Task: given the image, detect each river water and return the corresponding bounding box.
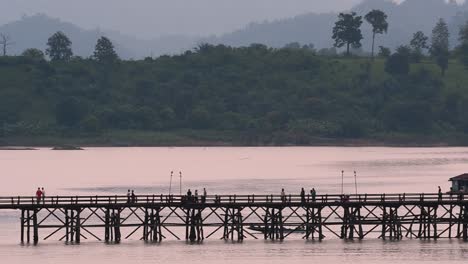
[1,147,468,263]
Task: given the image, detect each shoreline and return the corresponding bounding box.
[2,130,468,148]
[1,138,467,149]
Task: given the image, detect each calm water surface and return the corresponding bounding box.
[1,147,468,263]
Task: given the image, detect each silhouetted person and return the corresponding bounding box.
[202,188,207,203]
[35,188,42,204]
[41,187,46,204]
[311,188,316,202]
[281,188,286,203]
[127,189,131,203]
[438,186,442,201]
[131,190,136,203]
[194,190,199,202]
[187,189,192,202]
[300,188,305,203]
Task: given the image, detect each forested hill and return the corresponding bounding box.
[1,44,468,146]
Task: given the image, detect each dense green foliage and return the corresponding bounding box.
[1,43,468,145]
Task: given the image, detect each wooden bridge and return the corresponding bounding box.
[1,193,468,244]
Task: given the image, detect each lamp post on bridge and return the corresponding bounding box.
[354,171,358,195]
[341,170,344,195]
[179,171,182,195]
[169,171,173,195]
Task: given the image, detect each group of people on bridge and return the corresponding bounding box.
[127,190,137,203]
[35,187,46,204]
[185,188,207,203]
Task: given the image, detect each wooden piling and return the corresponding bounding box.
[70,209,74,242]
[104,208,110,242]
[20,209,24,243]
[65,209,69,242]
[76,209,81,243]
[26,210,30,243]
[33,209,38,244]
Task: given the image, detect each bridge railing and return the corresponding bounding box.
[0,193,466,206]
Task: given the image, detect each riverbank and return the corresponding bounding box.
[1,130,468,148]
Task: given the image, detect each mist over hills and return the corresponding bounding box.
[1,0,468,58]
[0,14,198,59]
[207,0,468,51]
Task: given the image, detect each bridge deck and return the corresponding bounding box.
[0,193,467,244]
[0,193,466,209]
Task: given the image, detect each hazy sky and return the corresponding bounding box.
[0,0,463,38]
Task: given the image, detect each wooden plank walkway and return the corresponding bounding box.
[0,193,467,244]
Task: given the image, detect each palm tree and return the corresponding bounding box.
[365,10,389,59]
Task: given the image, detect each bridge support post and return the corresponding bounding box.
[27,210,31,243]
[222,207,243,241]
[104,209,110,242]
[418,206,437,239]
[113,211,121,243]
[104,208,120,243]
[76,210,81,243]
[185,208,203,242]
[381,206,402,240]
[20,209,39,244]
[33,209,38,244]
[20,209,25,243]
[64,208,82,243]
[305,207,324,240]
[458,204,468,241]
[70,209,75,242]
[264,207,284,240]
[143,207,162,242]
[341,206,363,240]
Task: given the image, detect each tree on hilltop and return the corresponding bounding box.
[365,9,388,59]
[430,19,450,76]
[22,48,45,60]
[332,12,363,56]
[93,36,119,63]
[0,33,14,56]
[46,31,73,61]
[458,21,468,69]
[410,31,429,62]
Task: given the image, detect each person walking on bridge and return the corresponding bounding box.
[438,186,442,201]
[41,187,46,204]
[202,188,207,203]
[281,188,286,203]
[35,188,42,204]
[187,189,192,202]
[311,188,316,202]
[300,188,305,203]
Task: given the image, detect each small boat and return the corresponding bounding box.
[247,224,306,234]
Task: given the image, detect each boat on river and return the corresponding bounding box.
[247,224,306,234]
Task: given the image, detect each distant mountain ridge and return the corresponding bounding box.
[0,14,133,58]
[1,0,468,58]
[0,14,198,59]
[205,0,468,51]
